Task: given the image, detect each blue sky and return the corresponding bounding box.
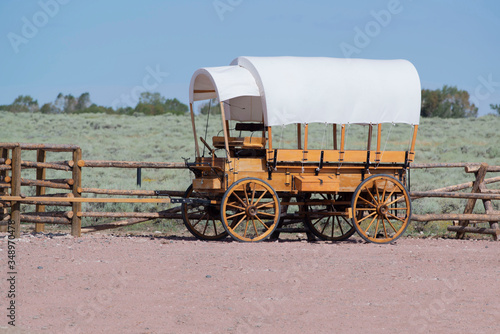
[1,0,499,115]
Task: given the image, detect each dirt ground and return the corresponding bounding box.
[1,232,499,334]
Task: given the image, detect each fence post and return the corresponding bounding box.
[0,148,8,233]
[11,145,21,238]
[137,168,142,187]
[457,163,488,239]
[479,183,499,241]
[71,148,82,237]
[35,149,46,233]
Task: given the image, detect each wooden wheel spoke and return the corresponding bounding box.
[375,181,381,202]
[202,219,209,235]
[383,187,398,205]
[340,216,353,227]
[320,218,329,234]
[232,215,247,230]
[254,189,268,206]
[381,179,388,200]
[192,212,208,228]
[212,218,218,235]
[252,218,259,236]
[244,185,250,206]
[385,217,399,233]
[358,196,377,208]
[251,183,256,204]
[243,219,250,237]
[255,215,271,231]
[227,210,247,220]
[364,215,377,234]
[382,218,388,238]
[256,201,275,210]
[312,217,322,227]
[330,218,337,238]
[256,211,275,218]
[373,218,381,239]
[356,210,377,224]
[337,218,344,236]
[365,186,378,204]
[226,202,246,211]
[387,212,406,223]
[233,192,247,207]
[386,195,405,207]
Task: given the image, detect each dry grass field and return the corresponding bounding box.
[1,110,499,236]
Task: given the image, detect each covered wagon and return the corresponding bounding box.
[184,56,421,243]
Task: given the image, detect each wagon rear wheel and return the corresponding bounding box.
[351,175,411,244]
[221,178,280,242]
[303,193,356,241]
[181,185,228,240]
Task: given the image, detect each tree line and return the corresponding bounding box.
[0,92,188,116]
[1,86,499,117]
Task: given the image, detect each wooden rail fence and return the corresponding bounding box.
[0,143,81,237]
[1,142,499,240]
[410,162,500,240]
[0,143,187,238]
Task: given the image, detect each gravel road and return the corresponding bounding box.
[1,233,499,333]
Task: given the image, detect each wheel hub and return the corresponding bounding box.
[377,204,389,216]
[246,205,258,217]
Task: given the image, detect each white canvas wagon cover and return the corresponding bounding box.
[189,56,421,126]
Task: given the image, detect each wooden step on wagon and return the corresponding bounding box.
[183,56,421,243]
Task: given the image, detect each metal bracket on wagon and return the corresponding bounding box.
[170,197,214,205]
[152,191,215,205]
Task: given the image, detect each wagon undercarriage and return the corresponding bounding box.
[180,173,412,244]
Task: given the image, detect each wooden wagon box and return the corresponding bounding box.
[294,175,339,192]
[193,178,221,190]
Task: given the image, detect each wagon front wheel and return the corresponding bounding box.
[351,175,411,244]
[221,178,280,242]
